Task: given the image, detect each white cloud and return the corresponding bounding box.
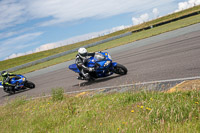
[5,53,25,60]
[175,0,200,12]
[0,32,42,60]
[152,8,159,18]
[132,13,149,25]
[0,27,35,40]
[0,0,27,30]
[140,14,149,22]
[5,49,35,60]
[1,32,43,46]
[29,0,172,27]
[34,43,59,53]
[0,31,16,40]
[132,0,200,25]
[0,0,176,29]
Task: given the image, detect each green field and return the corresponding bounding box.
[0,89,199,132]
[0,5,200,72]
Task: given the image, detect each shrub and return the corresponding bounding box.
[52,88,64,101]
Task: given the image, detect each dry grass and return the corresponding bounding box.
[167,79,200,93]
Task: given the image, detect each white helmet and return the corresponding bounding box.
[78,47,87,58]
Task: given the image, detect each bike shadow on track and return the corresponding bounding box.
[73,75,124,87]
[1,88,33,97]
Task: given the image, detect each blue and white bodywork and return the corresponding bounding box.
[69,52,127,80]
[1,74,35,94]
[0,81,3,88]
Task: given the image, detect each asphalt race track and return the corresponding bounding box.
[1,23,200,104]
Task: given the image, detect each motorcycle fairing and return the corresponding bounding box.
[10,75,26,88]
[112,62,117,67]
[69,52,118,78]
[69,64,80,73]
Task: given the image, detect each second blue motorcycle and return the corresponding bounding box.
[0,74,35,94]
[69,52,127,81]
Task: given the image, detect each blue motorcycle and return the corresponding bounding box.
[69,52,127,81]
[0,75,35,94]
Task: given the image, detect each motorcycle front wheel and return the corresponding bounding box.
[113,64,128,75]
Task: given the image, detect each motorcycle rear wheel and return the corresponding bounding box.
[4,86,15,94]
[25,81,35,89]
[114,64,128,75]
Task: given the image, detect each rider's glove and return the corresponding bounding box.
[88,67,94,72]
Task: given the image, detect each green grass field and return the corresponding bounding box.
[0,89,199,132]
[0,5,200,72]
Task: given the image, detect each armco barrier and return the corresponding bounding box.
[132,10,200,33]
[1,32,132,73]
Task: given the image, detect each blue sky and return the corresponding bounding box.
[0,0,199,61]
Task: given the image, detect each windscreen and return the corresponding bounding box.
[94,53,105,61]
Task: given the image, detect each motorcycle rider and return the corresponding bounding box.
[1,71,18,89]
[76,47,95,80]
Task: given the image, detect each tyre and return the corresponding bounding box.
[4,86,15,94]
[25,81,35,89]
[8,90,15,95]
[114,64,128,75]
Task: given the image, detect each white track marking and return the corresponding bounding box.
[28,76,200,100]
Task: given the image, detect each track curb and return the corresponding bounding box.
[27,76,200,100]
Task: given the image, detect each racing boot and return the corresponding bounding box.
[77,73,84,80]
[14,82,20,90]
[84,73,90,80]
[77,76,84,80]
[84,73,95,81]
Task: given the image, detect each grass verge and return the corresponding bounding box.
[14,13,200,74]
[0,89,199,132]
[0,5,200,71]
